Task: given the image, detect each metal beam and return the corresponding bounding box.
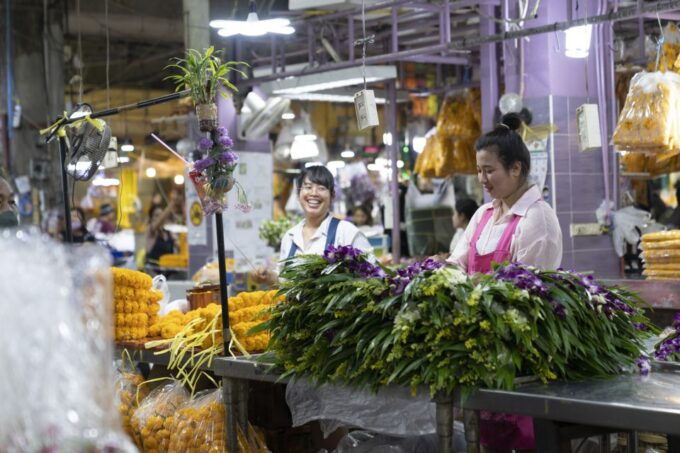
[450,0,680,49]
[398,54,470,65]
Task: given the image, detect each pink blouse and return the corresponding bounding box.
[447,185,563,271]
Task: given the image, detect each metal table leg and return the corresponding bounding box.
[534,418,570,453]
[463,409,480,453]
[223,377,240,453]
[668,434,680,453]
[627,432,638,453]
[237,379,249,434]
[435,399,454,453]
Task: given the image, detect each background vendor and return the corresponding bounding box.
[448,112,562,453]
[252,165,372,284]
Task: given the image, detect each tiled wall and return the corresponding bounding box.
[524,96,620,277]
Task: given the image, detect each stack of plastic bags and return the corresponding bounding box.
[641,230,680,280]
[0,230,135,451]
[613,71,680,162]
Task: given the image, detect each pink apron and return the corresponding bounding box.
[467,207,535,451]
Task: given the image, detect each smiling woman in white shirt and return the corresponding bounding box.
[252,165,372,284]
[447,112,562,453]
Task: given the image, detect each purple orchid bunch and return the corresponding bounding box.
[653,312,680,362]
[635,355,652,376]
[551,269,635,318]
[494,263,566,318]
[190,126,250,215]
[390,258,444,296]
[323,245,386,278]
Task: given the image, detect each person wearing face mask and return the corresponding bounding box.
[447,113,562,453]
[0,177,18,229]
[252,165,372,284]
[61,207,95,243]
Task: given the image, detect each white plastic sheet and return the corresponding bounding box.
[0,229,135,452]
[286,378,437,438]
[333,429,467,453]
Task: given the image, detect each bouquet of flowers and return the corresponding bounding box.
[258,248,657,396]
[258,215,302,252]
[189,126,249,216]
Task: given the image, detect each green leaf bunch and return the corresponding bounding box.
[165,46,249,105]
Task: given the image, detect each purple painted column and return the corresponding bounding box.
[387,81,401,262]
[479,4,498,132]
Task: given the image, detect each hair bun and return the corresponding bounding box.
[500,112,522,131]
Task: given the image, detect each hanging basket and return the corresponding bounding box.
[196,102,218,132]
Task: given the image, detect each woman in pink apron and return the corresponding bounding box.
[448,113,563,452]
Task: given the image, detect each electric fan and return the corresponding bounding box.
[65,118,112,181]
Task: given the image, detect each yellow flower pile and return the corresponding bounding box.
[115,367,150,443]
[641,230,680,280]
[130,380,189,453]
[112,268,162,341]
[148,290,282,353]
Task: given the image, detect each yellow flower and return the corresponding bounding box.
[479,320,491,331]
[464,338,476,349]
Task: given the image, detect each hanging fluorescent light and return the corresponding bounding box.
[210,0,295,37]
[92,177,120,187]
[305,161,323,168]
[295,133,317,141]
[412,136,427,153]
[367,163,379,172]
[383,133,393,146]
[282,110,295,120]
[261,66,397,95]
[117,156,130,164]
[174,174,185,185]
[120,139,135,152]
[291,140,319,160]
[565,24,593,58]
[145,167,157,178]
[341,150,355,159]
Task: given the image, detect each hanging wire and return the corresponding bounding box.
[105,0,111,108]
[361,0,367,91]
[76,0,84,104]
[655,12,666,71]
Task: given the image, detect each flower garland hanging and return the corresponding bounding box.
[188,126,250,215]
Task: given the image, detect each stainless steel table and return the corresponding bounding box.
[213,356,680,453]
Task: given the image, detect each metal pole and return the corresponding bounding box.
[436,400,454,453]
[215,211,231,352]
[463,409,480,453]
[222,377,239,453]
[348,15,355,61]
[388,81,400,263]
[58,136,73,243]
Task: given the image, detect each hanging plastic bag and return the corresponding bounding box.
[168,388,270,453]
[152,274,170,312]
[131,380,189,451]
[613,71,680,153]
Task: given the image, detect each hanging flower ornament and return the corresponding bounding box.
[188,126,250,215]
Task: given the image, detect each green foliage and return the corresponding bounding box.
[165,46,249,105]
[259,254,657,397]
[259,215,302,251]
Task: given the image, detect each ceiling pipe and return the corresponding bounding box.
[65,11,182,43]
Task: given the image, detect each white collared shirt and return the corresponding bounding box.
[279,215,373,268]
[447,185,562,271]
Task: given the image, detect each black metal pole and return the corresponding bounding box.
[58,136,72,243]
[215,212,231,349]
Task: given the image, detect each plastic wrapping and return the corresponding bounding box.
[115,362,150,444]
[0,229,135,451]
[334,429,466,453]
[286,379,437,438]
[610,206,653,257]
[641,239,680,250]
[613,71,680,153]
[130,380,189,452]
[168,389,227,453]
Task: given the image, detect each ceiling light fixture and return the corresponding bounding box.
[383,133,393,147]
[210,0,295,38]
[261,66,397,96]
[282,110,295,120]
[341,150,355,159]
[117,156,130,164]
[120,139,135,152]
[174,174,185,185]
[412,136,427,153]
[145,167,157,178]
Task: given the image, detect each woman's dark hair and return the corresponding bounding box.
[455,198,479,223]
[148,203,163,221]
[71,207,87,231]
[353,204,373,226]
[297,165,335,196]
[475,112,531,180]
